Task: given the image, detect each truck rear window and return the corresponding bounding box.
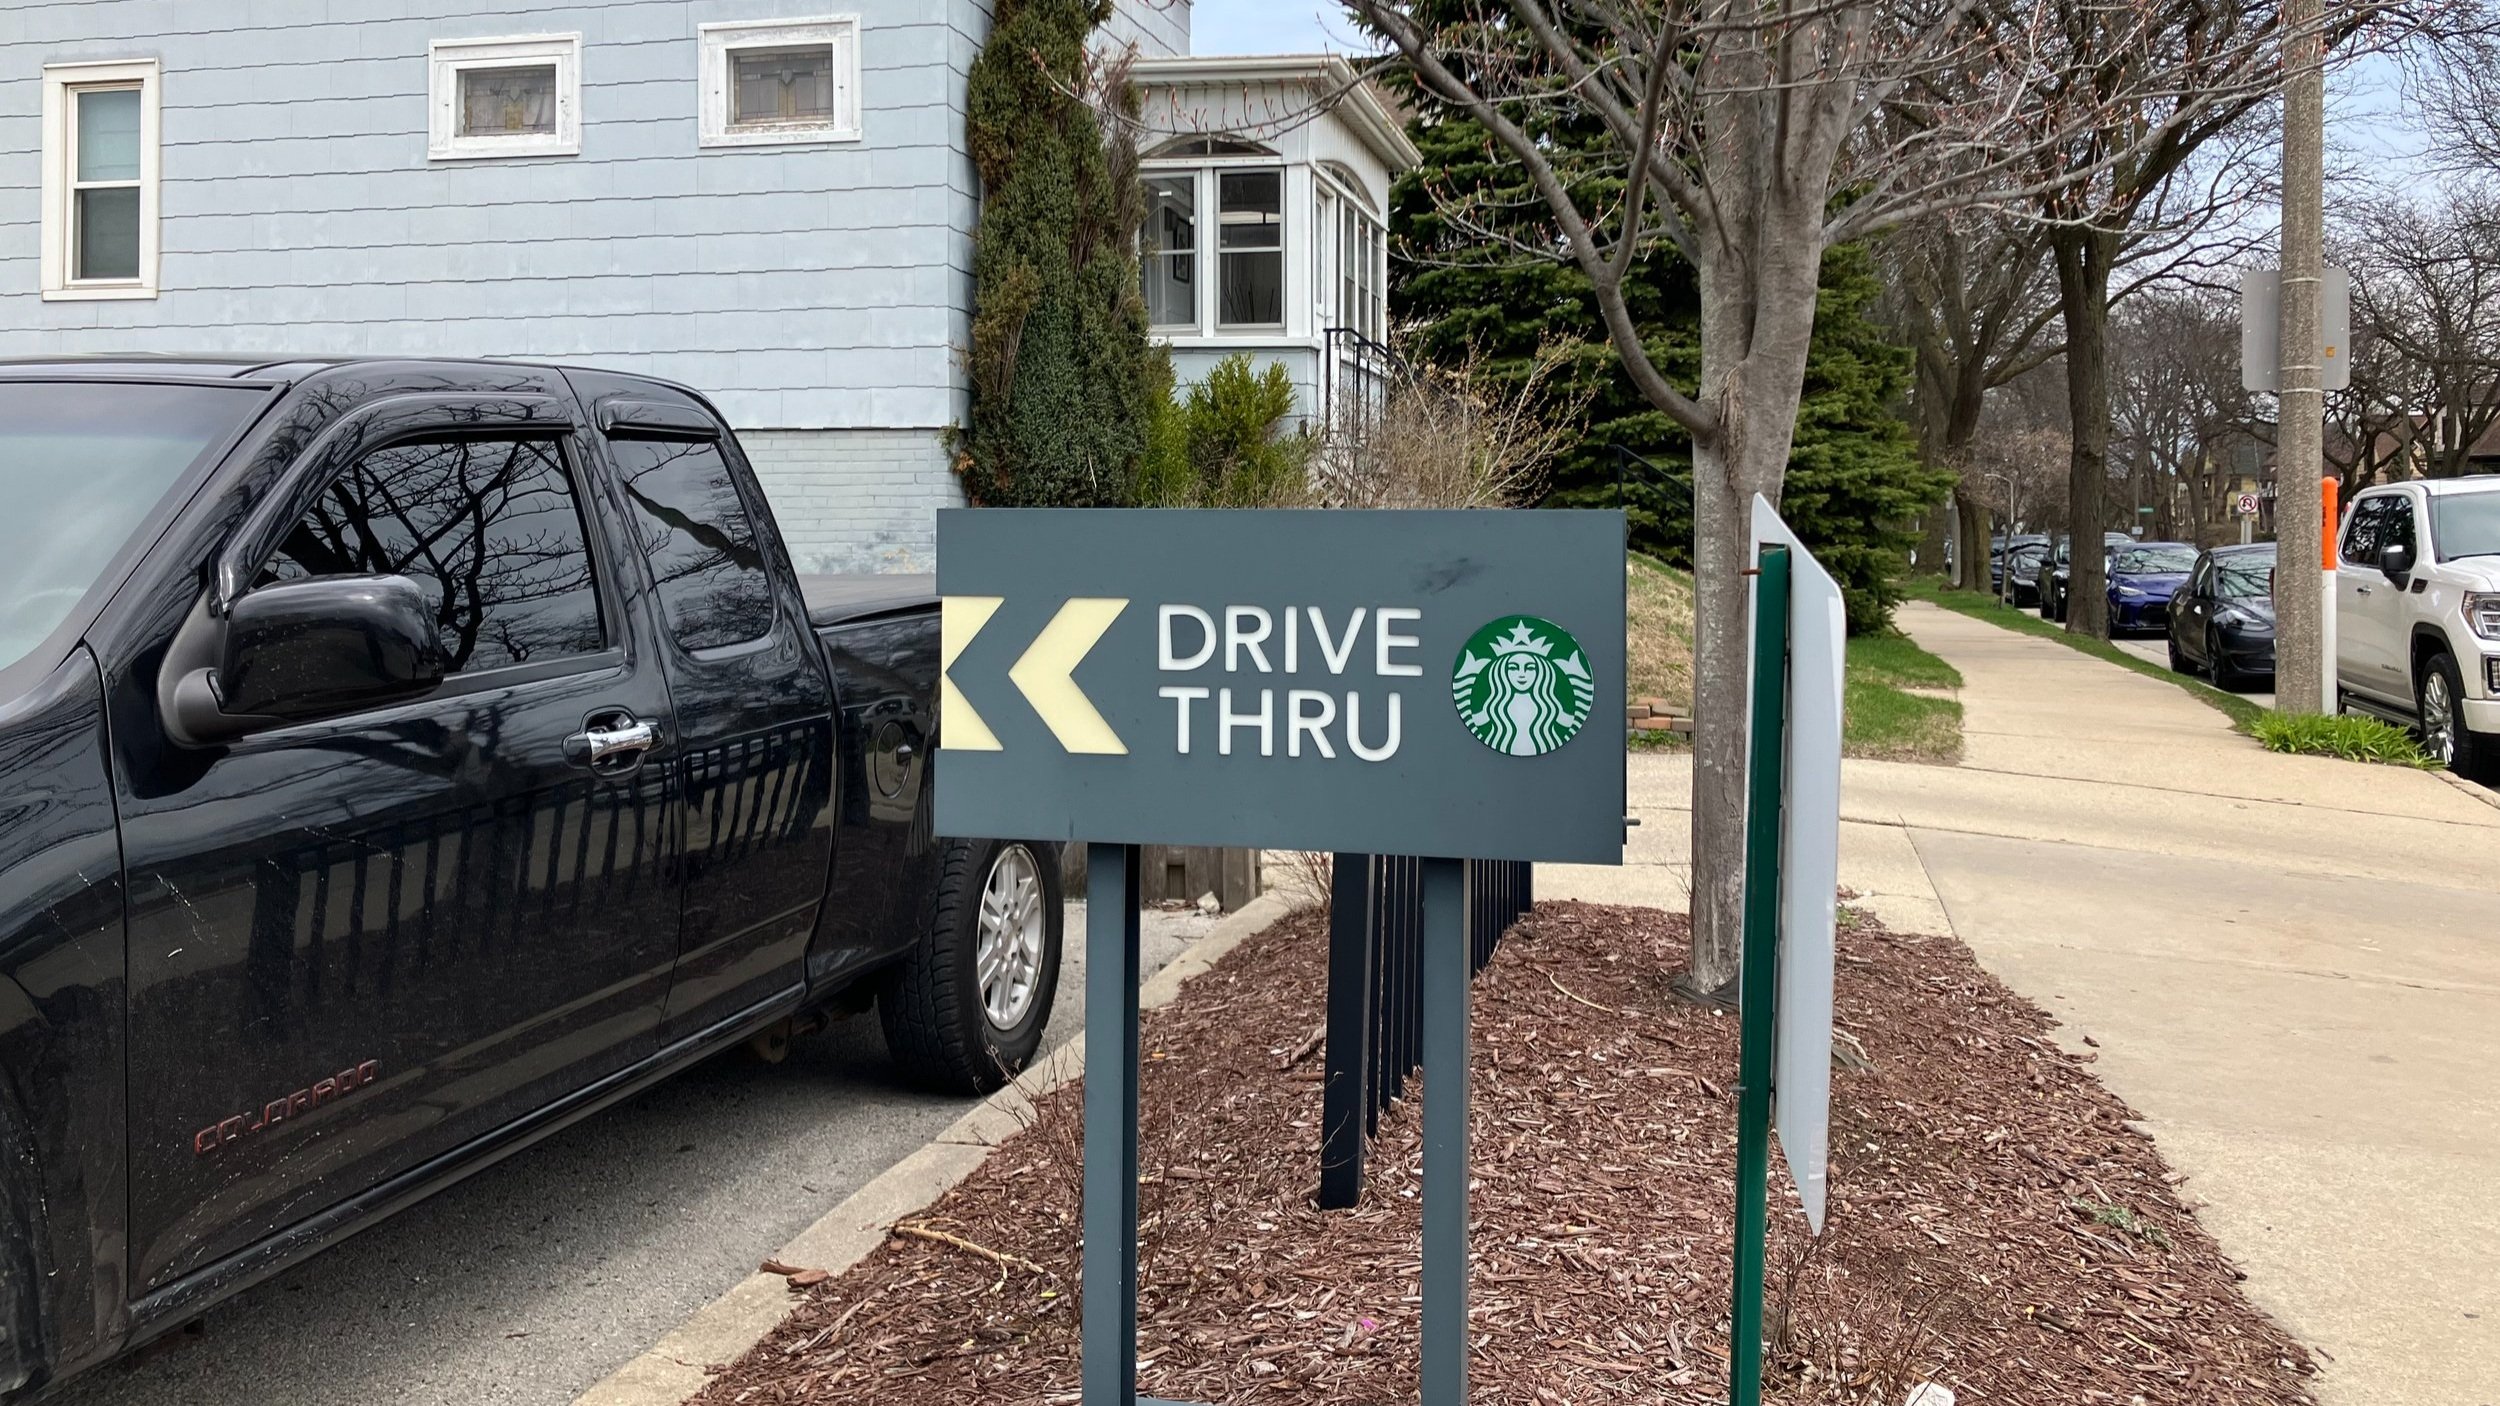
[1,381,263,675]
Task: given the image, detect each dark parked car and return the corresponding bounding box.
[2003,541,2051,607]
[0,357,1060,1400]
[2038,532,2141,622]
[1990,533,2048,593]
[2106,541,2199,633]
[2167,542,2277,690]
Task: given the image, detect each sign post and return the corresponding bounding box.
[1729,498,1846,1406]
[936,508,1627,1406]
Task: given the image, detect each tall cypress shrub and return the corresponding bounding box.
[959,0,1161,506]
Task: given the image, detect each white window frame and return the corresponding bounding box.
[699,16,863,148]
[1143,170,1202,333]
[428,34,582,162]
[40,59,161,302]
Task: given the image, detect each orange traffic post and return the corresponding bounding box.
[2320,477,2340,714]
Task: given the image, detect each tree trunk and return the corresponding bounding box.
[2053,230,2117,639]
[1956,493,1993,592]
[1683,228,1824,997]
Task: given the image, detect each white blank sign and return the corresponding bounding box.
[1749,494,1841,1235]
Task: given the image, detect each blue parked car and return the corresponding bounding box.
[2107,541,2200,633]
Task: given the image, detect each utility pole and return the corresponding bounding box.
[2274,0,2325,714]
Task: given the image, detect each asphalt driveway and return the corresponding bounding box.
[52,900,1215,1406]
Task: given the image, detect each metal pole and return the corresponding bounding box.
[1420,855,1471,1406]
[1319,852,1376,1211]
[1081,843,1141,1406]
[1730,545,1792,1406]
[2275,0,2326,714]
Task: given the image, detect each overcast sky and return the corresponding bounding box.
[1188,1,1376,55]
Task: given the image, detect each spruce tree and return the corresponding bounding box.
[1391,114,1947,632]
[959,0,1161,506]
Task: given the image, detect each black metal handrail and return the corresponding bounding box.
[1317,853,1531,1209]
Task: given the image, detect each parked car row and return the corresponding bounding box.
[2035,532,2151,623]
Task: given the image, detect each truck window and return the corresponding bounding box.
[610,437,775,652]
[1,381,264,676]
[2341,495,2392,568]
[257,436,607,675]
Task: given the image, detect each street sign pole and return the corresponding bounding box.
[1420,856,1471,1406]
[1081,843,1143,1406]
[1729,543,1791,1406]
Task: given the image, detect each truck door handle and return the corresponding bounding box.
[568,714,660,772]
[2353,584,2372,595]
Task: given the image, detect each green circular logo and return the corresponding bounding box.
[1452,615,1595,756]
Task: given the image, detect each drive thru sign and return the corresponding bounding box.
[935,507,1627,1406]
[934,508,1628,861]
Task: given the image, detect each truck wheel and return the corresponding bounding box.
[878,839,1063,1095]
[2419,652,2500,783]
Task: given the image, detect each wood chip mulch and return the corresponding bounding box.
[693,901,2315,1405]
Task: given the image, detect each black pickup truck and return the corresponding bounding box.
[0,357,1062,1399]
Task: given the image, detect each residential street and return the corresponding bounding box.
[50,902,1214,1406]
[1546,602,2500,1406]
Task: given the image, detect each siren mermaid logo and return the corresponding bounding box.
[1451,616,1595,756]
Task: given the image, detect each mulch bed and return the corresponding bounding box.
[694,901,2314,1405]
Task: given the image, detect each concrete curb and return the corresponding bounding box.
[572,890,1301,1406]
[2436,769,2500,812]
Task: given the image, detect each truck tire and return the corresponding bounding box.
[2420,652,2500,784]
[878,839,1063,1095]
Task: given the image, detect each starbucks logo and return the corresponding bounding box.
[1452,616,1595,756]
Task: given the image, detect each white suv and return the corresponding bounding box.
[2335,476,2500,779]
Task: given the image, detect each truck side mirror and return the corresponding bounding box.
[169,575,446,743]
[2380,540,2414,584]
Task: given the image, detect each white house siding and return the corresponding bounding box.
[0,0,1187,573]
[741,427,957,572]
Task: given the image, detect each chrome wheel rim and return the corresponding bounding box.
[2423,672,2458,767]
[975,845,1046,1031]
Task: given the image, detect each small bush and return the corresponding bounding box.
[2248,713,2437,768]
[1140,354,1314,507]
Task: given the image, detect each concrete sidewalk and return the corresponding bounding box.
[1547,601,2500,1406]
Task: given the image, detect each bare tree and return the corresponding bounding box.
[2342,186,2500,478]
[1341,0,2357,990]
[2110,287,2266,545]
[1881,216,2062,592]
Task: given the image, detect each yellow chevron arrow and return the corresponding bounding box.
[1009,597,1129,755]
[940,595,1003,752]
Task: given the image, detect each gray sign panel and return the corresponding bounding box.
[933,509,1627,864]
[2241,266,2350,393]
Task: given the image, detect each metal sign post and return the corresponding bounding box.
[936,508,1627,1406]
[1729,543,1790,1406]
[1730,499,1847,1406]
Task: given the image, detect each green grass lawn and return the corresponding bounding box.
[1843,634,1964,763]
[1901,577,2268,729]
[1622,559,1964,763]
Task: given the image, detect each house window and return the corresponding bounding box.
[40,60,160,300]
[701,17,862,147]
[1217,170,1283,328]
[1145,175,1198,329]
[429,35,582,160]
